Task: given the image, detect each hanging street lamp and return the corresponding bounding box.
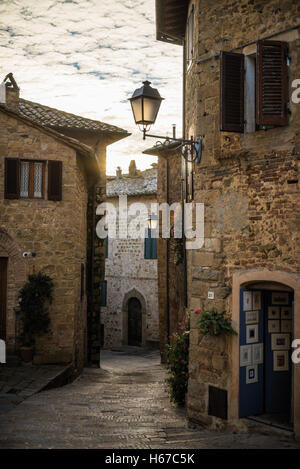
[129,80,202,163]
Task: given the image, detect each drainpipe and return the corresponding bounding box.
[182,39,188,308]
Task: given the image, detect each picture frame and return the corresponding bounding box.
[243,291,252,311]
[240,345,252,367]
[252,343,263,365]
[271,333,290,350]
[281,320,292,333]
[252,291,261,310]
[281,306,292,320]
[246,324,258,344]
[268,306,280,319]
[268,320,280,333]
[273,351,289,371]
[271,292,289,305]
[246,364,258,384]
[245,310,259,325]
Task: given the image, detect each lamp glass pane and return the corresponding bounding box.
[130,97,143,124]
[143,96,161,124]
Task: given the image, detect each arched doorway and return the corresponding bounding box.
[128,297,142,346]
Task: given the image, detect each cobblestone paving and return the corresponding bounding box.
[0,348,299,449]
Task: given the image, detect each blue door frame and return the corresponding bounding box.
[239,288,293,419]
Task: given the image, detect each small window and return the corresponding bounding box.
[187,6,194,68]
[105,230,109,258]
[144,228,157,260]
[100,280,107,307]
[20,160,44,198]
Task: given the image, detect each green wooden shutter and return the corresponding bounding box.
[5,158,20,199]
[48,160,62,201]
[257,40,288,126]
[220,51,245,132]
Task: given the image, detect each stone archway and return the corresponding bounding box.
[0,228,28,353]
[231,269,300,439]
[122,288,147,346]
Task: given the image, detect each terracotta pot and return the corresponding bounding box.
[19,346,34,362]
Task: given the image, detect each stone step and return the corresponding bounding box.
[3,355,21,367]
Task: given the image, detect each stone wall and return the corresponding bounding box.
[102,168,159,349]
[183,0,300,428]
[0,111,89,370]
[156,149,186,357]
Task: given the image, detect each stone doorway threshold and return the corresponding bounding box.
[246,413,293,433]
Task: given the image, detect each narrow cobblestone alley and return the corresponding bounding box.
[0,348,299,449]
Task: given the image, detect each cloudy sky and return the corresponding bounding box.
[0,0,183,175]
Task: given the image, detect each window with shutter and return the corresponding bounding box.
[48,160,62,201]
[144,228,157,259]
[5,158,20,199]
[19,160,44,199]
[100,280,107,307]
[257,40,288,127]
[220,51,245,132]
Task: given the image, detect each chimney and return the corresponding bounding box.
[2,73,20,112]
[129,160,137,177]
[116,166,122,179]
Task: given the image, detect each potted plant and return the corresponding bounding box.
[194,307,237,337]
[18,272,53,362]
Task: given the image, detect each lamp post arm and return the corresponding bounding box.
[143,129,195,144]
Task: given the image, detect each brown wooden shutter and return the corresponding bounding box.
[257,40,288,126]
[220,51,244,132]
[4,158,20,199]
[48,160,62,201]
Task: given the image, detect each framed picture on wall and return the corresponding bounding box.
[271,292,289,305]
[252,343,263,365]
[246,364,258,384]
[273,351,289,371]
[271,333,290,350]
[246,324,258,344]
[281,306,292,320]
[243,291,252,311]
[281,320,292,333]
[240,345,252,367]
[268,306,280,319]
[252,291,261,310]
[268,320,280,333]
[245,311,259,324]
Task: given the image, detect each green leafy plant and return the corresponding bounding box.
[19,272,53,347]
[165,315,190,405]
[194,307,237,337]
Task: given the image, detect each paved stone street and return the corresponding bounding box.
[0,348,299,449]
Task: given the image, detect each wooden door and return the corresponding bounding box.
[128,297,142,346]
[0,258,8,341]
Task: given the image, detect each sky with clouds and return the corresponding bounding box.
[0,0,183,175]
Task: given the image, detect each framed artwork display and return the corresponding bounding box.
[268,306,280,319]
[271,333,290,350]
[273,351,289,371]
[243,291,252,311]
[245,310,259,324]
[252,343,263,365]
[268,320,280,333]
[246,324,258,344]
[271,292,289,305]
[281,306,292,320]
[281,320,292,333]
[246,364,258,384]
[240,345,252,367]
[252,291,261,310]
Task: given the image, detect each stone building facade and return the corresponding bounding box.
[155,1,300,438]
[143,142,186,356]
[101,162,159,349]
[0,73,129,371]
